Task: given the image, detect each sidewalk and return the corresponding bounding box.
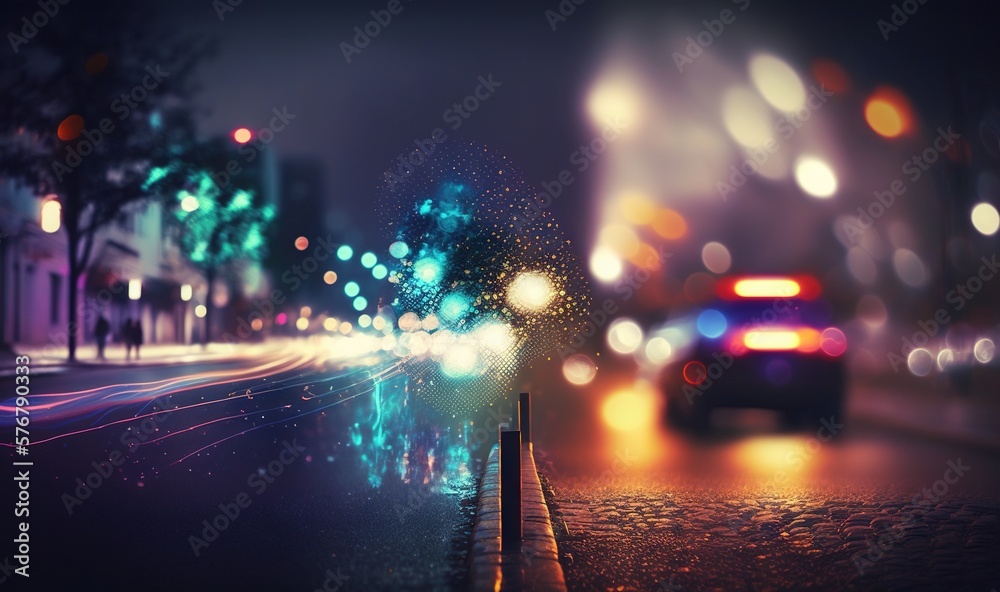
[849,374,1000,454]
[0,340,269,377]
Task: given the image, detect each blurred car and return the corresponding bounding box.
[663,275,846,431]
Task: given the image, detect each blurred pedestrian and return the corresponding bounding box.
[94,315,110,361]
[131,319,144,360]
[123,318,134,361]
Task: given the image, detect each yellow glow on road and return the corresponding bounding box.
[602,386,657,432]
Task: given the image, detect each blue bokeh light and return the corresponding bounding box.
[337,245,353,261]
[353,296,368,311]
[345,281,360,298]
[361,252,377,269]
[697,309,728,339]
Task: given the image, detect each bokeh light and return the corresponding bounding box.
[701,241,732,274]
[601,386,657,432]
[344,281,360,297]
[180,193,199,213]
[892,248,928,288]
[907,348,934,376]
[820,327,847,357]
[608,318,643,354]
[864,87,913,138]
[721,86,773,148]
[57,114,85,141]
[361,252,377,268]
[971,203,1000,235]
[389,241,409,259]
[619,191,657,225]
[372,264,388,279]
[233,128,252,144]
[358,314,372,328]
[794,157,838,198]
[857,295,887,329]
[295,317,309,331]
[587,71,642,128]
[696,309,727,339]
[294,236,309,251]
[590,246,623,282]
[507,272,554,312]
[40,200,61,233]
[644,337,673,364]
[562,354,597,385]
[323,271,338,285]
[975,338,996,363]
[651,208,687,239]
[749,53,806,112]
[353,296,368,311]
[336,245,353,261]
[195,305,207,318]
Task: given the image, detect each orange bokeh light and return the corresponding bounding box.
[233,127,252,143]
[864,87,913,138]
[85,53,108,75]
[57,115,85,141]
[651,208,686,239]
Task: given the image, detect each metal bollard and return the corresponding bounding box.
[500,428,522,546]
[519,392,531,445]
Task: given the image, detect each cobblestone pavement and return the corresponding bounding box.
[549,480,999,591]
[540,428,1000,592]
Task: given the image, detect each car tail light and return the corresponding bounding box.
[743,329,802,351]
[733,326,843,355]
[717,275,821,300]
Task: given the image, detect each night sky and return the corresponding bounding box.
[35,0,999,251]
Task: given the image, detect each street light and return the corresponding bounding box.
[180,284,193,301]
[40,197,61,233]
[233,127,252,144]
[128,279,142,300]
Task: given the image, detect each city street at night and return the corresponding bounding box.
[3,0,1000,590]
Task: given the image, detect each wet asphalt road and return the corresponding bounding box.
[537,422,1000,592]
[4,356,482,592]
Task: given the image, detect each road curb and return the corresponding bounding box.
[469,443,567,592]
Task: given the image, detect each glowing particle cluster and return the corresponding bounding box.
[378,142,591,412]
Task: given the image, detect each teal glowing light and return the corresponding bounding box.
[353,296,368,311]
[345,281,360,297]
[361,252,377,268]
[372,264,388,280]
[389,241,409,259]
[413,257,443,285]
[337,245,353,261]
[439,293,471,323]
